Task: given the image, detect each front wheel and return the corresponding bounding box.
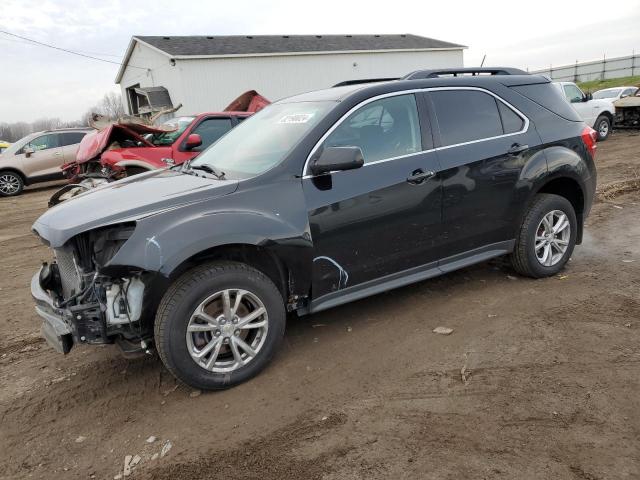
[0,171,24,197]
[594,115,611,141]
[154,261,286,390]
[510,193,577,278]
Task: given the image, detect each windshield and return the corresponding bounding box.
[191,101,334,179]
[149,116,195,146]
[593,88,622,99]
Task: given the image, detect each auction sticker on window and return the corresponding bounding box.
[278,113,315,124]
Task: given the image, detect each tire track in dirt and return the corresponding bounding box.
[141,412,350,480]
[0,335,44,356]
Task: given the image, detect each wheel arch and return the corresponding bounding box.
[598,110,614,122]
[169,243,290,302]
[530,175,586,244]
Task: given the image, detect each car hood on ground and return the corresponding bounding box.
[33,169,238,247]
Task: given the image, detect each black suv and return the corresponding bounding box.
[31,68,597,390]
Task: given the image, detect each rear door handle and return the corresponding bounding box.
[507,143,529,155]
[54,152,62,156]
[407,169,436,184]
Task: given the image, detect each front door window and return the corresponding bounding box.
[322,94,422,164]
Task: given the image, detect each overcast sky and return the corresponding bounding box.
[2,0,639,122]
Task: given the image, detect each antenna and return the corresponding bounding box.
[480,54,486,67]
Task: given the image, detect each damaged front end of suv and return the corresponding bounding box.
[30,167,244,358]
[32,221,160,356]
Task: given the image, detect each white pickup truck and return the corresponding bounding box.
[554,82,615,141]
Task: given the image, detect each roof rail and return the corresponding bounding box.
[332,78,398,87]
[402,67,529,80]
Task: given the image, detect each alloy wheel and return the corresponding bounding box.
[185,289,269,373]
[598,119,609,137]
[0,174,20,195]
[535,210,571,267]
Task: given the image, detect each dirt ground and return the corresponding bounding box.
[1,131,639,480]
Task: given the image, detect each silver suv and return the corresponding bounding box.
[0,128,90,196]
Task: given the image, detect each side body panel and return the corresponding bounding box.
[507,84,597,237]
[424,88,546,254]
[107,178,314,297]
[61,142,82,164]
[23,134,65,180]
[303,150,442,300]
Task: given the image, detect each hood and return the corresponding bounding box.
[33,169,238,247]
[224,90,271,113]
[75,123,173,164]
[589,98,615,110]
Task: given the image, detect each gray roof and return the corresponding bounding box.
[136,34,465,57]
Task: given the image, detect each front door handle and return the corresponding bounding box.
[54,152,62,156]
[507,143,529,155]
[407,169,436,184]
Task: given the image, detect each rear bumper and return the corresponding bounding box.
[31,270,73,354]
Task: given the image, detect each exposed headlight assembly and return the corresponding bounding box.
[90,222,136,268]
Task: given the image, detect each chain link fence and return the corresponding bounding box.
[531,53,640,82]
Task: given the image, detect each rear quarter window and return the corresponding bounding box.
[510,83,582,122]
[61,132,87,146]
[497,101,525,134]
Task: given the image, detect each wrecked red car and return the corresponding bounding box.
[50,91,269,205]
[66,112,251,179]
[65,91,269,180]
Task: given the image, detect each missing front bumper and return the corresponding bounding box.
[31,271,73,354]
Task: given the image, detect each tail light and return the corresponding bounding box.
[581,126,597,159]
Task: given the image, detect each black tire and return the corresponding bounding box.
[594,115,611,141]
[510,193,577,278]
[0,171,24,197]
[154,261,286,390]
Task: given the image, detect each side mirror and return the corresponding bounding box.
[185,133,202,150]
[621,93,629,98]
[583,92,593,102]
[23,146,34,157]
[310,146,364,176]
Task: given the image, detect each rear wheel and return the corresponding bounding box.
[510,194,577,278]
[154,261,286,390]
[0,171,24,197]
[594,115,611,141]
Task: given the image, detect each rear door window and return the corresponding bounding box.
[190,117,233,151]
[322,94,422,164]
[430,90,504,146]
[60,132,87,146]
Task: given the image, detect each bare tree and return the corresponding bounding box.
[98,92,125,120]
[0,92,125,142]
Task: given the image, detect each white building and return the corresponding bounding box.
[115,34,466,116]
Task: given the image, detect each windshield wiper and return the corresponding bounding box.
[190,164,226,179]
